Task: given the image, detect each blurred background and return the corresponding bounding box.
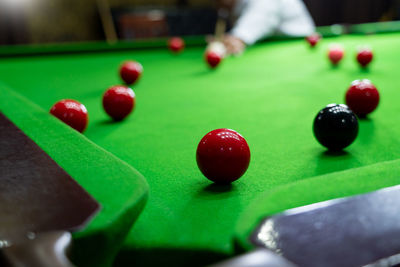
[1,0,400,46]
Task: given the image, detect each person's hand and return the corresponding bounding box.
[206,35,246,56]
[223,35,246,55]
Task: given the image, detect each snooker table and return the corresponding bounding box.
[2,21,400,266]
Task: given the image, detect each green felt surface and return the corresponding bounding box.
[0,85,148,266]
[1,32,400,265]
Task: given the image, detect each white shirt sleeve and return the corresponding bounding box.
[231,0,315,45]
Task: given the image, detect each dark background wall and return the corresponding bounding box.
[0,0,399,46]
[303,0,400,26]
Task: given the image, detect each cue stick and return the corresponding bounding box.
[215,8,229,41]
[96,0,118,44]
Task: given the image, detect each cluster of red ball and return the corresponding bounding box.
[168,36,224,69]
[305,33,380,152]
[50,61,142,133]
[48,35,382,185]
[327,46,373,68]
[305,33,374,68]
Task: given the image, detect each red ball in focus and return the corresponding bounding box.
[103,85,135,121]
[168,37,185,53]
[328,46,344,65]
[205,51,222,69]
[356,49,373,68]
[50,99,88,133]
[119,61,143,85]
[306,33,321,47]
[196,128,250,184]
[345,79,379,117]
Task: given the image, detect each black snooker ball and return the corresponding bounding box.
[313,104,359,150]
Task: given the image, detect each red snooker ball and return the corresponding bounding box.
[306,33,321,47]
[205,51,222,69]
[196,128,250,183]
[345,79,379,117]
[168,37,185,53]
[103,86,135,121]
[50,99,88,133]
[356,48,373,68]
[328,46,344,65]
[119,61,143,85]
